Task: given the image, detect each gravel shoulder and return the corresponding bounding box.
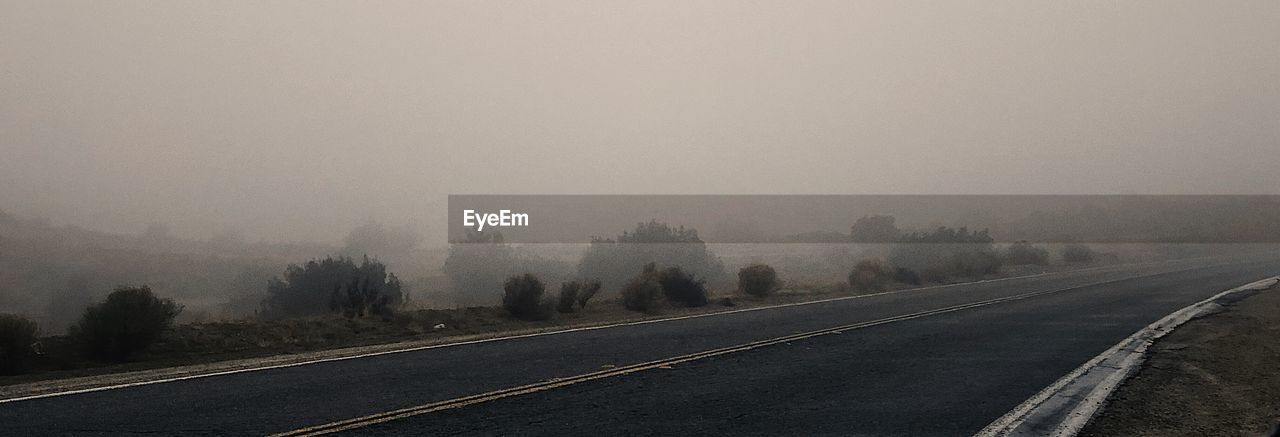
[1081,287,1280,436]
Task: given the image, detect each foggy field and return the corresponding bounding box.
[3,204,1265,333]
[3,200,1276,384]
[1,1,1278,434]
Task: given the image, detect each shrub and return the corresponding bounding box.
[0,314,39,375]
[893,267,922,285]
[502,274,551,321]
[1062,244,1096,264]
[576,280,602,309]
[657,266,708,307]
[557,282,580,314]
[262,256,404,319]
[889,227,1003,281]
[622,263,664,313]
[72,286,182,361]
[576,220,726,290]
[738,264,779,297]
[444,230,574,307]
[329,272,404,318]
[1004,241,1050,266]
[848,259,895,292]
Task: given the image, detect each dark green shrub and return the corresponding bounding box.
[849,259,895,292]
[1004,241,1050,266]
[657,266,708,307]
[502,274,551,321]
[0,314,39,375]
[329,272,404,318]
[72,286,182,361]
[576,280,602,309]
[738,264,779,297]
[622,263,664,313]
[1062,244,1096,264]
[263,256,403,319]
[557,282,580,314]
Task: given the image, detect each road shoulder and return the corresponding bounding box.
[1080,284,1280,436]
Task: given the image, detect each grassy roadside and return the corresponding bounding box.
[0,263,1080,391]
[1080,288,1280,436]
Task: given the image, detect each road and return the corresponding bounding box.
[3,254,1279,436]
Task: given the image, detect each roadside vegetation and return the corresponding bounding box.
[262,256,403,319]
[502,273,552,321]
[71,286,182,361]
[0,215,1119,384]
[1062,243,1097,264]
[0,314,39,375]
[737,264,779,297]
[577,220,726,290]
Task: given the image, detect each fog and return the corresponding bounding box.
[2,1,1278,245]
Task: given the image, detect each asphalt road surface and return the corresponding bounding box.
[4,254,1280,436]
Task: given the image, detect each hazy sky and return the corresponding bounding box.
[2,1,1277,243]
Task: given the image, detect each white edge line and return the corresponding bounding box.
[973,275,1280,437]
[0,261,1192,405]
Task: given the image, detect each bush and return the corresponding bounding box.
[0,314,39,375]
[889,227,1003,281]
[622,263,664,313]
[444,231,574,307]
[72,286,182,361]
[1062,244,1096,264]
[893,267,922,285]
[657,266,708,307]
[502,274,551,321]
[329,272,404,318]
[557,282,580,314]
[849,259,895,292]
[576,220,726,290]
[1004,241,1050,266]
[738,264,779,297]
[263,256,404,319]
[576,280,602,309]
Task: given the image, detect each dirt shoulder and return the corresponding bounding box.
[1081,288,1280,436]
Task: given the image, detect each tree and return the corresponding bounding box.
[850,215,901,243]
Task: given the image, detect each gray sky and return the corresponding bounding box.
[2,1,1277,243]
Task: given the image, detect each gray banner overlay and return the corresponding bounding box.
[447,195,1280,243]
